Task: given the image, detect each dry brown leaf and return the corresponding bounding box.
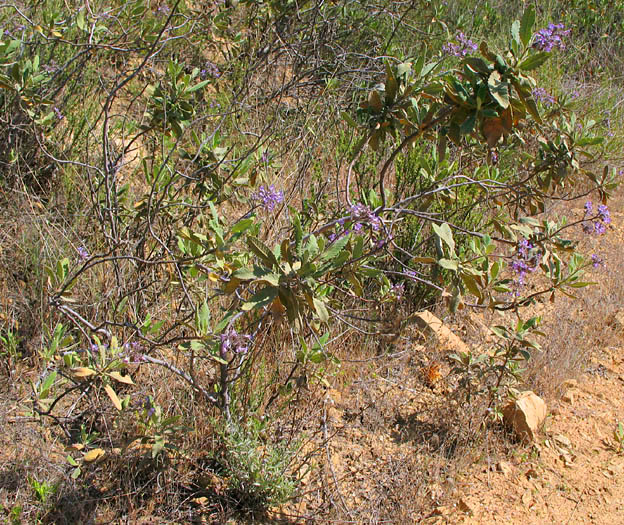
[83,448,105,463]
[105,384,122,410]
[72,367,97,378]
[109,371,134,385]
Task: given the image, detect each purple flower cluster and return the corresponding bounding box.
[42,61,58,73]
[120,341,146,364]
[603,112,615,137]
[510,238,540,288]
[442,32,478,57]
[582,201,611,235]
[200,61,221,80]
[328,203,384,242]
[390,282,405,300]
[54,107,64,121]
[591,254,605,269]
[220,328,251,355]
[253,184,284,212]
[143,397,156,418]
[348,203,382,232]
[532,87,555,107]
[77,246,89,261]
[532,23,570,52]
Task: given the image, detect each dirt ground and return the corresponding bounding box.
[3,195,624,524]
[446,345,624,524]
[281,193,624,524]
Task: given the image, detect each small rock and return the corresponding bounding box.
[562,389,575,404]
[554,433,572,449]
[503,391,547,442]
[497,460,513,476]
[457,497,477,515]
[521,490,533,507]
[414,310,470,354]
[611,310,624,332]
[525,468,539,480]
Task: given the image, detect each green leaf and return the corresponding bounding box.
[242,286,278,311]
[513,80,541,123]
[519,6,536,47]
[40,371,57,398]
[312,298,329,323]
[488,71,510,109]
[195,301,211,335]
[461,274,482,298]
[398,60,413,78]
[463,57,490,75]
[511,20,521,48]
[577,137,604,146]
[321,233,350,262]
[568,281,595,288]
[385,62,397,104]
[232,266,279,283]
[247,236,280,268]
[491,325,509,339]
[256,273,281,286]
[491,260,501,280]
[517,52,550,71]
[460,112,477,134]
[76,11,86,31]
[341,111,358,128]
[431,223,455,254]
[293,213,303,257]
[230,218,254,235]
[306,234,319,259]
[186,80,210,93]
[438,258,459,271]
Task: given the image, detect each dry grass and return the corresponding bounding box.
[2,2,624,523]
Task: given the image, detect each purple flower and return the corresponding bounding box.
[591,254,604,268]
[77,246,89,260]
[582,201,610,235]
[532,87,555,107]
[594,221,606,235]
[253,185,284,212]
[390,282,405,300]
[443,32,477,57]
[533,23,570,52]
[220,328,251,355]
[54,107,64,121]
[199,60,220,80]
[42,61,58,73]
[598,204,611,224]
[349,203,381,231]
[143,397,155,418]
[121,342,146,364]
[510,238,540,290]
